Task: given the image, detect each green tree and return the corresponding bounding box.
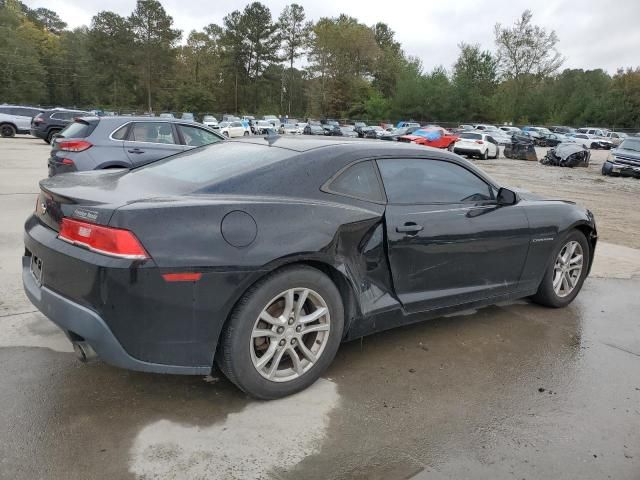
[242,2,280,112]
[452,43,498,121]
[371,22,404,98]
[0,0,45,103]
[494,10,563,121]
[307,15,379,117]
[88,11,136,109]
[129,0,181,112]
[278,3,310,115]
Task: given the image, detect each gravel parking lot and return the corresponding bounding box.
[1,137,639,480]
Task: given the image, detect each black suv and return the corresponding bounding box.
[31,108,90,143]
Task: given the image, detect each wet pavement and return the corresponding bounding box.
[1,138,639,479]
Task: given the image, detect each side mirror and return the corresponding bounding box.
[497,187,518,206]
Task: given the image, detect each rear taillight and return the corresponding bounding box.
[57,140,92,152]
[475,140,484,144]
[58,218,149,260]
[33,116,44,124]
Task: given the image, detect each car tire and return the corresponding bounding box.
[217,265,344,399]
[481,148,489,160]
[243,131,249,136]
[223,131,229,137]
[531,230,590,308]
[46,130,59,144]
[0,123,16,138]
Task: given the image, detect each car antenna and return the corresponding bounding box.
[264,131,280,146]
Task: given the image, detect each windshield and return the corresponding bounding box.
[619,138,640,152]
[58,120,93,138]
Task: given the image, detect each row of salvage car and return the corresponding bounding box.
[373,121,640,179]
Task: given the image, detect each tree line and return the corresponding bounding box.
[1,0,639,128]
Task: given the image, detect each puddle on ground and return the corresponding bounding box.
[129,379,339,479]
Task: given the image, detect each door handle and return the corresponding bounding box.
[396,222,424,234]
[128,148,144,154]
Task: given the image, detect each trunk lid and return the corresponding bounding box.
[37,168,193,230]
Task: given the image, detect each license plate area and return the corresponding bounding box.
[30,255,43,285]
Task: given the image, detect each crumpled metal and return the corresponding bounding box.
[504,134,538,161]
[540,143,591,168]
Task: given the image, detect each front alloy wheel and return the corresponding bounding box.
[531,230,590,308]
[251,288,330,382]
[552,241,583,298]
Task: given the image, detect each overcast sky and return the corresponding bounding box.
[23,0,640,74]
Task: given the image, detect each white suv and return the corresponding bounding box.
[0,105,43,137]
[453,132,500,159]
[263,115,281,129]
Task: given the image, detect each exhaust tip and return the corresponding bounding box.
[73,342,97,363]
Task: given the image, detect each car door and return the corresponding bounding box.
[377,157,530,314]
[230,121,244,137]
[486,136,499,156]
[123,121,186,166]
[10,108,33,131]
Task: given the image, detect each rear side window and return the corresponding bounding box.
[325,161,385,203]
[178,124,222,147]
[377,159,493,204]
[111,124,129,140]
[59,121,94,139]
[130,122,176,144]
[51,111,81,121]
[0,107,9,114]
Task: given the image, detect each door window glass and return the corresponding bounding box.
[131,122,176,144]
[178,125,223,147]
[377,159,493,204]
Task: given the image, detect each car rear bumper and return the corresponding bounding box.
[453,147,482,156]
[30,128,47,139]
[22,255,209,374]
[22,216,229,375]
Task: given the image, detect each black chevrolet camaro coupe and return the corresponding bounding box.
[23,137,597,399]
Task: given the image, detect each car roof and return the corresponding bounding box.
[83,116,205,126]
[231,136,460,157]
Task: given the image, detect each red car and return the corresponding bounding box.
[398,128,458,149]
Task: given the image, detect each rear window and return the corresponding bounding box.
[58,121,95,139]
[459,133,482,140]
[129,142,296,186]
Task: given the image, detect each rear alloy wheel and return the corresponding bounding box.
[218,266,344,399]
[46,130,59,144]
[481,148,489,160]
[531,230,590,308]
[0,124,16,138]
